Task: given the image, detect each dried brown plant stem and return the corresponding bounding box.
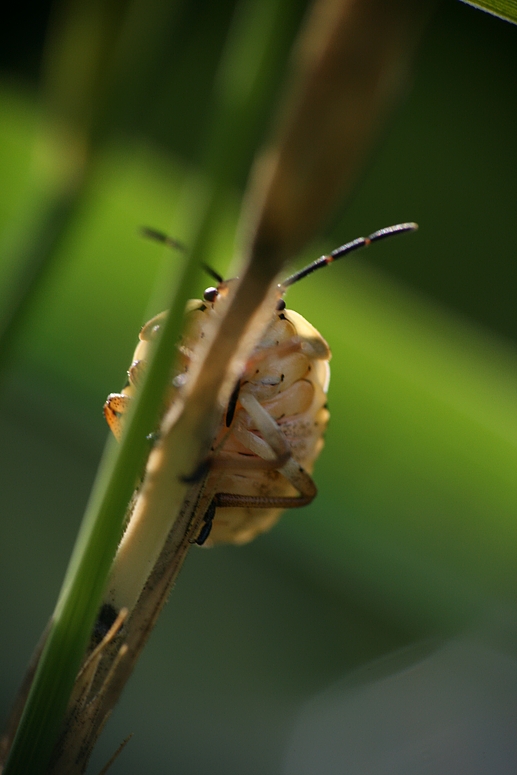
[2,1,433,772]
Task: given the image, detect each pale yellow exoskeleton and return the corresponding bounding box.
[104,223,417,546]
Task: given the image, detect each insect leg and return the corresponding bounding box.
[238,392,292,462]
[213,458,316,511]
[188,390,292,483]
[228,393,317,506]
[213,392,317,510]
[194,392,317,544]
[193,465,316,547]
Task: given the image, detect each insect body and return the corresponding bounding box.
[104,222,417,546]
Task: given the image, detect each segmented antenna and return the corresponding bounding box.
[140,226,186,252]
[141,226,224,285]
[281,222,418,289]
[202,264,224,284]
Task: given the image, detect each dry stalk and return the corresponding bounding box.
[1,1,432,772]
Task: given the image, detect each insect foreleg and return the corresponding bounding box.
[212,458,316,512]
[211,448,317,511]
[238,393,291,459]
[226,392,317,505]
[196,393,317,546]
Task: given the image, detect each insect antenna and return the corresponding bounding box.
[140,226,224,292]
[141,227,224,285]
[281,222,418,289]
[202,264,224,284]
[140,226,186,252]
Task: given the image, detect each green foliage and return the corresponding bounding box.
[460,0,517,24]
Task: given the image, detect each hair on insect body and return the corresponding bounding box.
[104,222,417,546]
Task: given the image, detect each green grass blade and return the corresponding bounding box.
[3,224,202,775]
[459,0,517,24]
[3,0,304,770]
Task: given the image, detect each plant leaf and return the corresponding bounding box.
[458,0,517,24]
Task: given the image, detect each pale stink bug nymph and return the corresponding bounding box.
[104,222,417,546]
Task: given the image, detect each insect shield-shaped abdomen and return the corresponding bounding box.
[104,222,417,545]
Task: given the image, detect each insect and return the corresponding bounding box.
[104,223,417,546]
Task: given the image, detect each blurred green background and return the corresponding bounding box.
[1,1,517,773]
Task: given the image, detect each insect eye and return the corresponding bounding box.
[276,299,286,311]
[203,287,219,303]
